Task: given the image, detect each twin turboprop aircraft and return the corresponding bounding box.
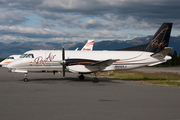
[7,23,173,83]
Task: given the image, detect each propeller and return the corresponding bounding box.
[60,46,66,78]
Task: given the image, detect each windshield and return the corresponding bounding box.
[20,54,27,58]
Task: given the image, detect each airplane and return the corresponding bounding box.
[0,55,21,67]
[75,39,94,51]
[7,23,173,83]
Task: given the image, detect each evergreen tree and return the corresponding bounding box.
[172,50,178,66]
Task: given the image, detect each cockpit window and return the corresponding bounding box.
[20,54,34,58]
[20,54,27,58]
[7,57,14,59]
[26,54,34,58]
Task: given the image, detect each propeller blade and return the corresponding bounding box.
[62,46,65,78]
[63,65,65,78]
[62,46,65,60]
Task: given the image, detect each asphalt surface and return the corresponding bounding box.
[0,67,180,120]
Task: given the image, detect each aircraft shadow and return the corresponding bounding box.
[20,75,122,84]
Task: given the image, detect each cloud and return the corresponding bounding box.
[0,0,179,43]
[0,8,28,25]
[91,30,127,39]
[0,26,127,43]
[0,0,43,10]
[0,26,67,38]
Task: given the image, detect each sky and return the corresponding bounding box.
[0,0,180,43]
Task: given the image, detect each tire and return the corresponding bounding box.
[93,78,98,83]
[79,75,84,80]
[24,78,28,82]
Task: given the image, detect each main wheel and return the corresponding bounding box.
[79,74,84,80]
[24,78,28,82]
[92,78,98,83]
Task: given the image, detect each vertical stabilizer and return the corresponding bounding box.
[145,23,173,53]
[81,40,94,51]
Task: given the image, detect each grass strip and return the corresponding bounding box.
[98,70,180,87]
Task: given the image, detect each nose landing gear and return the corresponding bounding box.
[24,73,28,82]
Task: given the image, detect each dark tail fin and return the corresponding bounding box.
[145,23,173,53]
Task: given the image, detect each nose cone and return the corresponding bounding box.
[0,60,11,67]
[0,59,6,65]
[7,59,19,69]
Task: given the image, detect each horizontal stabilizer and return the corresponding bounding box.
[150,47,172,59]
[148,61,165,66]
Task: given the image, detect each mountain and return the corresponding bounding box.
[0,35,180,58]
[0,41,77,58]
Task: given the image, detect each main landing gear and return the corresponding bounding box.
[93,72,98,83]
[79,74,85,80]
[24,73,28,82]
[78,72,99,83]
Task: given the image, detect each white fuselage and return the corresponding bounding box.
[7,50,171,73]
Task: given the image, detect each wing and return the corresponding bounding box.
[65,59,118,66]
[90,59,119,68]
[64,58,119,71]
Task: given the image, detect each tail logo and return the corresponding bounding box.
[86,41,94,45]
[148,39,167,48]
[145,27,169,50]
[83,48,91,51]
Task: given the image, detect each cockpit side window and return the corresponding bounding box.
[26,54,34,58]
[7,57,14,59]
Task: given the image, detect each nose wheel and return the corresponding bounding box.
[24,73,28,82]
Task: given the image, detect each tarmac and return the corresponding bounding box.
[0,67,180,120]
